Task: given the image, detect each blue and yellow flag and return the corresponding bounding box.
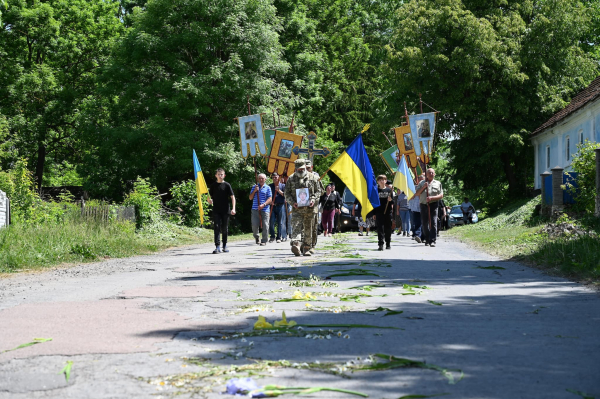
[193,150,209,224]
[393,154,416,198]
[329,134,380,220]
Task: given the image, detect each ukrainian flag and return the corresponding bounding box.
[329,135,380,220]
[393,154,416,198]
[193,150,209,224]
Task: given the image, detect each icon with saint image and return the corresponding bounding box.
[245,121,258,140]
[278,139,294,159]
[416,119,431,138]
[403,133,414,150]
[296,188,310,207]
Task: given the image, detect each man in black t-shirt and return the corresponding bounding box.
[207,168,236,254]
[371,175,394,251]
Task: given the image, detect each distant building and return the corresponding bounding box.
[531,76,600,189]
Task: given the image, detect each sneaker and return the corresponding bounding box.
[430,243,436,247]
[269,238,275,243]
[276,239,281,243]
[396,231,401,235]
[386,244,391,250]
[403,232,407,237]
[222,246,229,253]
[414,236,422,243]
[378,245,384,251]
[282,238,287,242]
[260,242,266,246]
[358,232,363,236]
[308,248,315,255]
[411,236,415,240]
[366,231,369,236]
[255,237,260,244]
[425,242,429,246]
[212,247,221,254]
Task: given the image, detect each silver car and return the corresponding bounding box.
[448,205,479,227]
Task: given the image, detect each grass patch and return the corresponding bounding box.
[447,197,600,283]
[0,219,252,274]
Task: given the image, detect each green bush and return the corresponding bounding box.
[168,179,212,228]
[0,158,40,222]
[566,141,599,213]
[123,177,162,228]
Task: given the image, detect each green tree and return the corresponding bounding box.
[384,0,598,199]
[83,0,292,198]
[0,0,124,187]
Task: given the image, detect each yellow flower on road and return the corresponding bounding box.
[253,315,273,329]
[273,311,297,327]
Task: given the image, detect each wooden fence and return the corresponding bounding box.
[79,204,135,223]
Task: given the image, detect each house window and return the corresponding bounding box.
[566,137,570,161]
[546,145,550,169]
[579,130,584,144]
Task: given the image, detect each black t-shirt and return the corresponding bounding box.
[375,187,394,216]
[209,181,234,214]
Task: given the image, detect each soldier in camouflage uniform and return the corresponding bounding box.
[284,159,323,256]
[305,160,324,251]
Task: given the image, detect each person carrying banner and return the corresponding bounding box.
[207,168,236,254]
[371,175,394,251]
[414,168,444,247]
[268,173,287,243]
[249,173,272,246]
[284,159,323,256]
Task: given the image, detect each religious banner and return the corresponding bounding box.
[408,112,436,164]
[264,126,290,156]
[394,125,418,169]
[237,114,267,158]
[381,145,400,174]
[267,130,303,175]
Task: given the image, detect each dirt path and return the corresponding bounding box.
[0,232,598,398]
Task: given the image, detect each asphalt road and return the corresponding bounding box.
[0,231,598,399]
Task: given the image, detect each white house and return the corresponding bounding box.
[531,76,600,189]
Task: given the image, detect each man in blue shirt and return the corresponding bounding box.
[268,172,287,243]
[249,173,272,245]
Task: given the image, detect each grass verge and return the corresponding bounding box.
[0,219,253,274]
[447,197,600,284]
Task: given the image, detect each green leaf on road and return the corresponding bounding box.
[61,361,73,382]
[566,388,595,399]
[357,354,463,384]
[365,307,404,316]
[428,300,443,306]
[2,338,52,353]
[257,385,368,397]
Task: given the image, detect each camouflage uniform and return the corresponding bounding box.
[305,160,324,250]
[284,159,323,256]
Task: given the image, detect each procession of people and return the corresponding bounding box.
[206,161,443,256]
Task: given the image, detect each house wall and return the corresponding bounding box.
[531,99,600,189]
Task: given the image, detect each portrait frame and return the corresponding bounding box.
[296,188,310,207]
[237,114,267,158]
[264,126,290,156]
[267,130,304,175]
[381,145,401,173]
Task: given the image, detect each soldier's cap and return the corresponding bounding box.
[294,159,306,168]
[305,159,312,166]
[386,180,393,185]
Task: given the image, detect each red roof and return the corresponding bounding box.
[531,75,600,137]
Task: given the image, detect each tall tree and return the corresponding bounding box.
[0,0,124,187]
[384,0,598,198]
[82,0,292,197]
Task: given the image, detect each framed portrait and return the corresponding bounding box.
[394,125,418,169]
[296,188,310,207]
[267,130,304,175]
[237,114,267,158]
[416,119,431,138]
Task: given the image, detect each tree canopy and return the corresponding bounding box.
[0,0,597,210]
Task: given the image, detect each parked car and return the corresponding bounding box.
[448,205,480,227]
[338,188,359,232]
